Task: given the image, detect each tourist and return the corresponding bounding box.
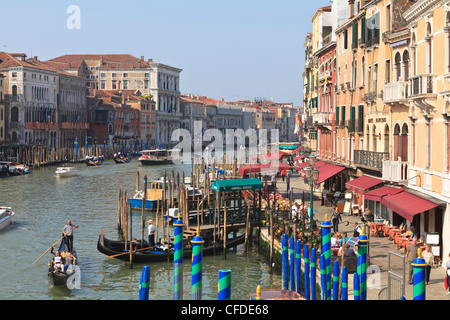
[446,253,450,295]
[148,220,157,248]
[281,169,286,182]
[64,252,77,272]
[331,206,342,232]
[286,171,291,193]
[353,222,362,238]
[331,233,338,247]
[406,237,420,285]
[51,251,65,272]
[422,244,434,285]
[62,220,78,253]
[291,202,299,220]
[271,174,276,187]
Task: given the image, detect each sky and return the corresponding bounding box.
[0,0,331,106]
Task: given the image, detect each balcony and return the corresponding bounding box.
[354,150,389,172]
[383,81,408,105]
[318,70,331,83]
[363,92,377,103]
[312,112,333,126]
[382,159,408,182]
[408,74,436,98]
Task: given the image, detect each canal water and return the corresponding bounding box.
[0,159,281,300]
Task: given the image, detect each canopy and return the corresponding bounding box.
[345,176,383,192]
[295,161,345,184]
[364,186,405,202]
[211,178,263,192]
[381,191,439,222]
[293,155,305,162]
[238,163,292,177]
[253,151,290,162]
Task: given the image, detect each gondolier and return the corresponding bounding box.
[62,220,78,252]
[148,220,156,248]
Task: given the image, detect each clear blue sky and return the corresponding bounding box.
[0,0,331,106]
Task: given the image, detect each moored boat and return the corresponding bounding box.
[97,229,245,263]
[0,207,15,231]
[138,149,175,166]
[0,162,32,177]
[55,167,78,178]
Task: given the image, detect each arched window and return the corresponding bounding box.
[426,23,432,74]
[411,32,417,76]
[403,50,410,81]
[361,56,365,86]
[384,125,390,155]
[10,106,19,123]
[12,85,18,97]
[395,52,402,81]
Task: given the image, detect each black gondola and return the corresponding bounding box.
[47,238,78,287]
[85,156,104,166]
[97,229,245,263]
[113,154,132,164]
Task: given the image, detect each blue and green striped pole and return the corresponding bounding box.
[139,265,150,300]
[218,269,231,300]
[310,247,317,300]
[353,272,360,300]
[332,260,340,300]
[304,243,310,300]
[412,248,427,300]
[321,215,332,300]
[357,227,369,300]
[342,266,348,300]
[320,253,327,300]
[290,236,295,292]
[173,214,184,300]
[191,228,204,300]
[282,233,289,290]
[295,239,302,294]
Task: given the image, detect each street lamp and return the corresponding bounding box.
[304,153,320,230]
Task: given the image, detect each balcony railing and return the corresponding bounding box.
[382,159,408,182]
[383,81,408,104]
[363,92,377,103]
[354,150,389,171]
[312,112,333,126]
[409,74,436,98]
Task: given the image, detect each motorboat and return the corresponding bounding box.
[0,207,15,231]
[55,167,78,178]
[138,149,175,166]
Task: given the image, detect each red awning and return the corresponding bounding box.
[295,161,345,183]
[381,191,439,222]
[293,155,305,161]
[364,186,405,202]
[346,176,383,192]
[238,163,292,177]
[316,164,346,184]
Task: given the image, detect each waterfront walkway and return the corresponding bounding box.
[273,172,450,300]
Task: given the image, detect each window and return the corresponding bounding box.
[101,80,106,89]
[101,73,106,78]
[123,73,128,78]
[123,80,128,89]
[112,80,117,90]
[361,56,365,86]
[344,30,348,50]
[112,73,117,78]
[144,80,149,89]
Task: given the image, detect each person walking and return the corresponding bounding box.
[285,171,291,193]
[331,206,342,232]
[281,169,286,182]
[422,244,434,285]
[446,253,450,295]
[62,220,78,253]
[406,237,420,285]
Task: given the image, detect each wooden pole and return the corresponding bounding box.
[141,176,147,247]
[223,207,227,260]
[129,202,133,268]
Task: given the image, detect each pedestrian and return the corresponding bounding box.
[148,219,157,248]
[422,244,434,285]
[331,206,342,232]
[352,222,362,238]
[446,253,450,295]
[281,169,286,182]
[62,220,78,253]
[271,174,276,187]
[405,237,420,285]
[286,171,291,193]
[291,202,299,220]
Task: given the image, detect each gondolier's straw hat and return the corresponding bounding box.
[148,220,153,224]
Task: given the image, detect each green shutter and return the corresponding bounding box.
[336,106,340,126]
[349,106,355,133]
[361,17,366,42]
[352,23,357,48]
[358,105,364,132]
[341,106,345,127]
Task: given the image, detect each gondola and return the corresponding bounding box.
[85,155,104,166]
[47,238,78,287]
[113,154,132,164]
[97,229,245,263]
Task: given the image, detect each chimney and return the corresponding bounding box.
[349,0,355,18]
[147,58,153,62]
[141,56,144,61]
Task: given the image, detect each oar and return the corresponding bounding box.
[31,226,75,265]
[107,246,153,259]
